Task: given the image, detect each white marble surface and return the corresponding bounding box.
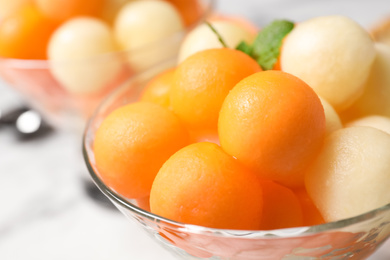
[1,0,390,259]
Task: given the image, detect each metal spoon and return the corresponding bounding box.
[0,106,115,209]
[0,106,53,139]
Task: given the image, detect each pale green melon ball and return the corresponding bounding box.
[178,20,255,63]
[48,17,122,95]
[281,15,376,111]
[341,43,390,120]
[319,96,343,135]
[346,115,390,135]
[305,126,390,222]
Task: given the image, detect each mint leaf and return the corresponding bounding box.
[236,41,253,55]
[235,20,294,70]
[252,20,294,70]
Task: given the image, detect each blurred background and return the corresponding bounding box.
[1,0,390,259]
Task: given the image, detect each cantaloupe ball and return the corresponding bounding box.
[114,0,184,71]
[371,18,390,46]
[35,0,105,22]
[294,188,325,226]
[218,71,325,187]
[259,180,303,230]
[178,20,256,63]
[101,0,137,25]
[305,126,390,222]
[48,17,122,95]
[150,142,263,230]
[341,43,390,120]
[281,15,376,111]
[319,96,343,135]
[346,115,390,135]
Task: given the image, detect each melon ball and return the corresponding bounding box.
[178,20,256,63]
[48,17,122,95]
[371,18,390,46]
[101,0,137,24]
[319,96,343,135]
[114,0,184,71]
[281,15,376,111]
[305,126,390,222]
[0,0,27,19]
[346,115,390,135]
[341,43,390,120]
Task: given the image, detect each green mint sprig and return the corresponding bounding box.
[237,20,295,70]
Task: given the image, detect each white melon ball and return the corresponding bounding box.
[0,0,27,19]
[305,126,390,222]
[346,115,390,135]
[114,0,184,71]
[319,96,343,135]
[48,17,122,95]
[178,20,256,63]
[281,15,376,112]
[342,43,390,119]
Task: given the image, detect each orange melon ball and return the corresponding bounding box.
[294,188,325,226]
[165,0,203,27]
[135,196,151,212]
[101,0,136,25]
[35,0,105,22]
[150,142,263,230]
[94,102,189,199]
[218,70,326,187]
[0,3,59,59]
[259,181,303,230]
[140,67,176,108]
[171,48,261,135]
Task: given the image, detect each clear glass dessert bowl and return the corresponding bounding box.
[0,0,214,132]
[82,58,390,260]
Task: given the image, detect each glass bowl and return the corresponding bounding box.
[0,0,214,132]
[82,58,390,260]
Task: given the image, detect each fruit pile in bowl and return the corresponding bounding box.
[0,0,214,131]
[83,15,390,259]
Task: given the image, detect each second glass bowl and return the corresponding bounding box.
[83,58,390,260]
[0,0,214,132]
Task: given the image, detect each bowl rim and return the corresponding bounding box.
[82,66,390,238]
[0,0,215,69]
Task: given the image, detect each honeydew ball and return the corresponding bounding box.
[346,115,390,135]
[305,126,390,222]
[114,0,184,71]
[319,96,343,135]
[0,0,27,19]
[281,15,376,111]
[178,20,256,63]
[48,17,122,95]
[342,43,390,120]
